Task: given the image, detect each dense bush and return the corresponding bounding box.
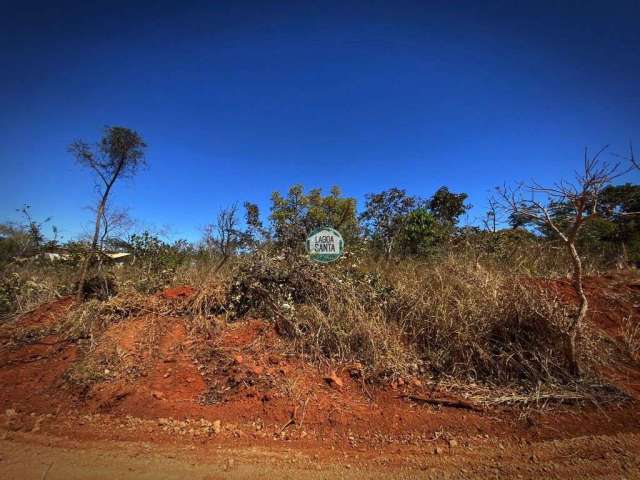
[0,262,75,315]
[222,250,594,384]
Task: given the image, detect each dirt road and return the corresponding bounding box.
[1,428,639,479]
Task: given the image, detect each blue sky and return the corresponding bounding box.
[1,0,639,242]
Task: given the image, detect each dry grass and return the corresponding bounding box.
[621,315,640,362]
[221,252,609,386]
[0,266,74,317]
[59,292,149,344]
[385,257,581,383]
[3,248,629,398]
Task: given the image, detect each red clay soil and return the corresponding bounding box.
[14,296,74,328]
[530,272,640,338]
[161,286,197,300]
[1,273,640,475]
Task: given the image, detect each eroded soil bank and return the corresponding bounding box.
[1,274,639,478]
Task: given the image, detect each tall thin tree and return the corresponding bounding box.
[70,126,146,301]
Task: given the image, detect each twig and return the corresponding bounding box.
[279,417,295,434]
[298,397,310,430]
[41,463,53,480]
[474,392,588,405]
[279,404,299,433]
[399,394,481,411]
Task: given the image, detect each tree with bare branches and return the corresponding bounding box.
[497,146,622,375]
[99,205,134,252]
[202,203,248,275]
[69,126,146,301]
[628,144,638,171]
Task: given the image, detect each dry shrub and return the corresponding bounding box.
[224,252,410,377]
[621,316,640,362]
[59,291,150,344]
[64,344,128,390]
[386,258,585,384]
[0,271,68,316]
[76,273,118,300]
[226,252,333,320]
[287,286,415,378]
[227,252,604,385]
[185,283,226,317]
[182,282,226,336]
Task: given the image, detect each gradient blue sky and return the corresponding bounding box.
[1,0,639,242]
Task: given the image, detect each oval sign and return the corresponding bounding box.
[306,227,344,263]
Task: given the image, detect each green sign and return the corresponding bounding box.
[306,227,344,263]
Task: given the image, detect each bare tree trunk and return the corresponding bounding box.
[75,157,124,302]
[565,240,587,376]
[75,200,106,302]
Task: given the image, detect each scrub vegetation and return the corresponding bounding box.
[2,128,640,403]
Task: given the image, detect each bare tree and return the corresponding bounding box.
[482,197,499,233]
[202,204,246,275]
[70,126,146,301]
[497,146,622,375]
[629,144,638,171]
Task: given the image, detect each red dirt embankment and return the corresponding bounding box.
[0,275,639,475]
[529,273,640,337]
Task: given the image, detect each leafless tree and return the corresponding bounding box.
[482,197,499,233]
[497,146,622,375]
[203,204,246,275]
[629,143,638,171]
[69,126,146,301]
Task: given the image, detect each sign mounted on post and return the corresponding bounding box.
[306,227,344,263]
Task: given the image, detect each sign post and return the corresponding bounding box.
[306,227,344,263]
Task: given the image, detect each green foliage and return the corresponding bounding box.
[428,186,471,226]
[359,188,419,257]
[127,232,189,293]
[0,206,57,266]
[360,186,471,258]
[243,202,269,247]
[70,126,147,182]
[0,272,63,315]
[270,185,358,249]
[397,208,438,256]
[596,184,640,262]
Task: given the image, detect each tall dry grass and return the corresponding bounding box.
[2,244,622,391]
[222,251,603,385]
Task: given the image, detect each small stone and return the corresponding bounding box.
[212,420,222,434]
[31,418,44,433]
[5,409,17,417]
[233,354,244,365]
[324,371,343,389]
[434,446,445,455]
[152,391,166,401]
[449,439,458,448]
[251,366,264,375]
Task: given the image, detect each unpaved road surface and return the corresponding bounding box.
[1,430,639,479]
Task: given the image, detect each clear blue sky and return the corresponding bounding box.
[1,0,639,242]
